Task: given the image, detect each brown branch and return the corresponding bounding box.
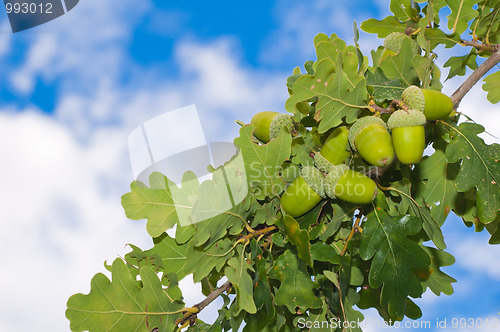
[176,280,232,328]
[451,49,500,108]
[460,40,500,53]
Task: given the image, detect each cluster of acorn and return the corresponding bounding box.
[249,83,454,218]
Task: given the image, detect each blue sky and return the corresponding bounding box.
[0,1,499,331]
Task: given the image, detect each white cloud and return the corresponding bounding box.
[0,110,151,331]
[452,237,500,281]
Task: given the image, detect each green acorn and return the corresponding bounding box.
[383,32,408,53]
[380,32,420,62]
[280,166,324,218]
[401,85,454,121]
[324,165,377,204]
[313,126,351,172]
[388,109,427,164]
[250,111,296,143]
[348,116,395,167]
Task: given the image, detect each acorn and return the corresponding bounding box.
[401,85,454,121]
[380,32,420,62]
[388,109,427,164]
[324,165,377,204]
[313,126,351,172]
[250,111,296,143]
[280,166,324,218]
[383,32,408,53]
[348,116,395,167]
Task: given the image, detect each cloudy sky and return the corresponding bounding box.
[0,1,499,331]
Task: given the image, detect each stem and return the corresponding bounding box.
[340,213,362,256]
[176,280,233,328]
[451,48,500,108]
[235,120,247,127]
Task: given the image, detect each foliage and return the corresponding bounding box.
[67,1,500,331]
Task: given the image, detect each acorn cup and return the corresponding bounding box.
[313,126,351,172]
[280,166,325,218]
[388,109,427,164]
[402,85,454,121]
[348,116,395,167]
[250,111,296,143]
[324,165,377,204]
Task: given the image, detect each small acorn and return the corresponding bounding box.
[383,32,408,53]
[402,85,454,121]
[348,116,395,167]
[380,32,420,62]
[388,109,427,164]
[250,111,296,143]
[324,165,377,204]
[313,126,351,172]
[280,166,324,218]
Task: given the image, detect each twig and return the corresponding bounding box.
[451,49,500,108]
[460,40,499,53]
[340,213,362,256]
[176,280,232,328]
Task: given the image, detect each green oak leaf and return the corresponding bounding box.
[418,246,456,296]
[66,259,184,332]
[234,125,292,200]
[423,28,461,49]
[446,0,479,34]
[366,67,406,103]
[121,171,199,238]
[360,16,407,38]
[390,0,414,22]
[286,54,368,133]
[254,251,275,318]
[482,71,500,104]
[313,33,347,68]
[486,215,500,244]
[413,143,460,227]
[444,122,500,222]
[379,38,419,86]
[225,253,257,315]
[359,209,430,317]
[269,249,322,313]
[140,233,190,280]
[310,241,341,264]
[387,179,446,249]
[283,216,312,266]
[181,238,234,283]
[443,52,478,80]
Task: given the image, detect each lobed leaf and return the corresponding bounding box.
[413,143,460,227]
[482,70,500,104]
[444,122,500,222]
[283,216,313,266]
[66,259,184,332]
[269,250,322,313]
[418,246,456,296]
[225,254,257,315]
[121,171,198,238]
[359,209,430,317]
[360,16,407,38]
[234,125,292,200]
[379,38,419,86]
